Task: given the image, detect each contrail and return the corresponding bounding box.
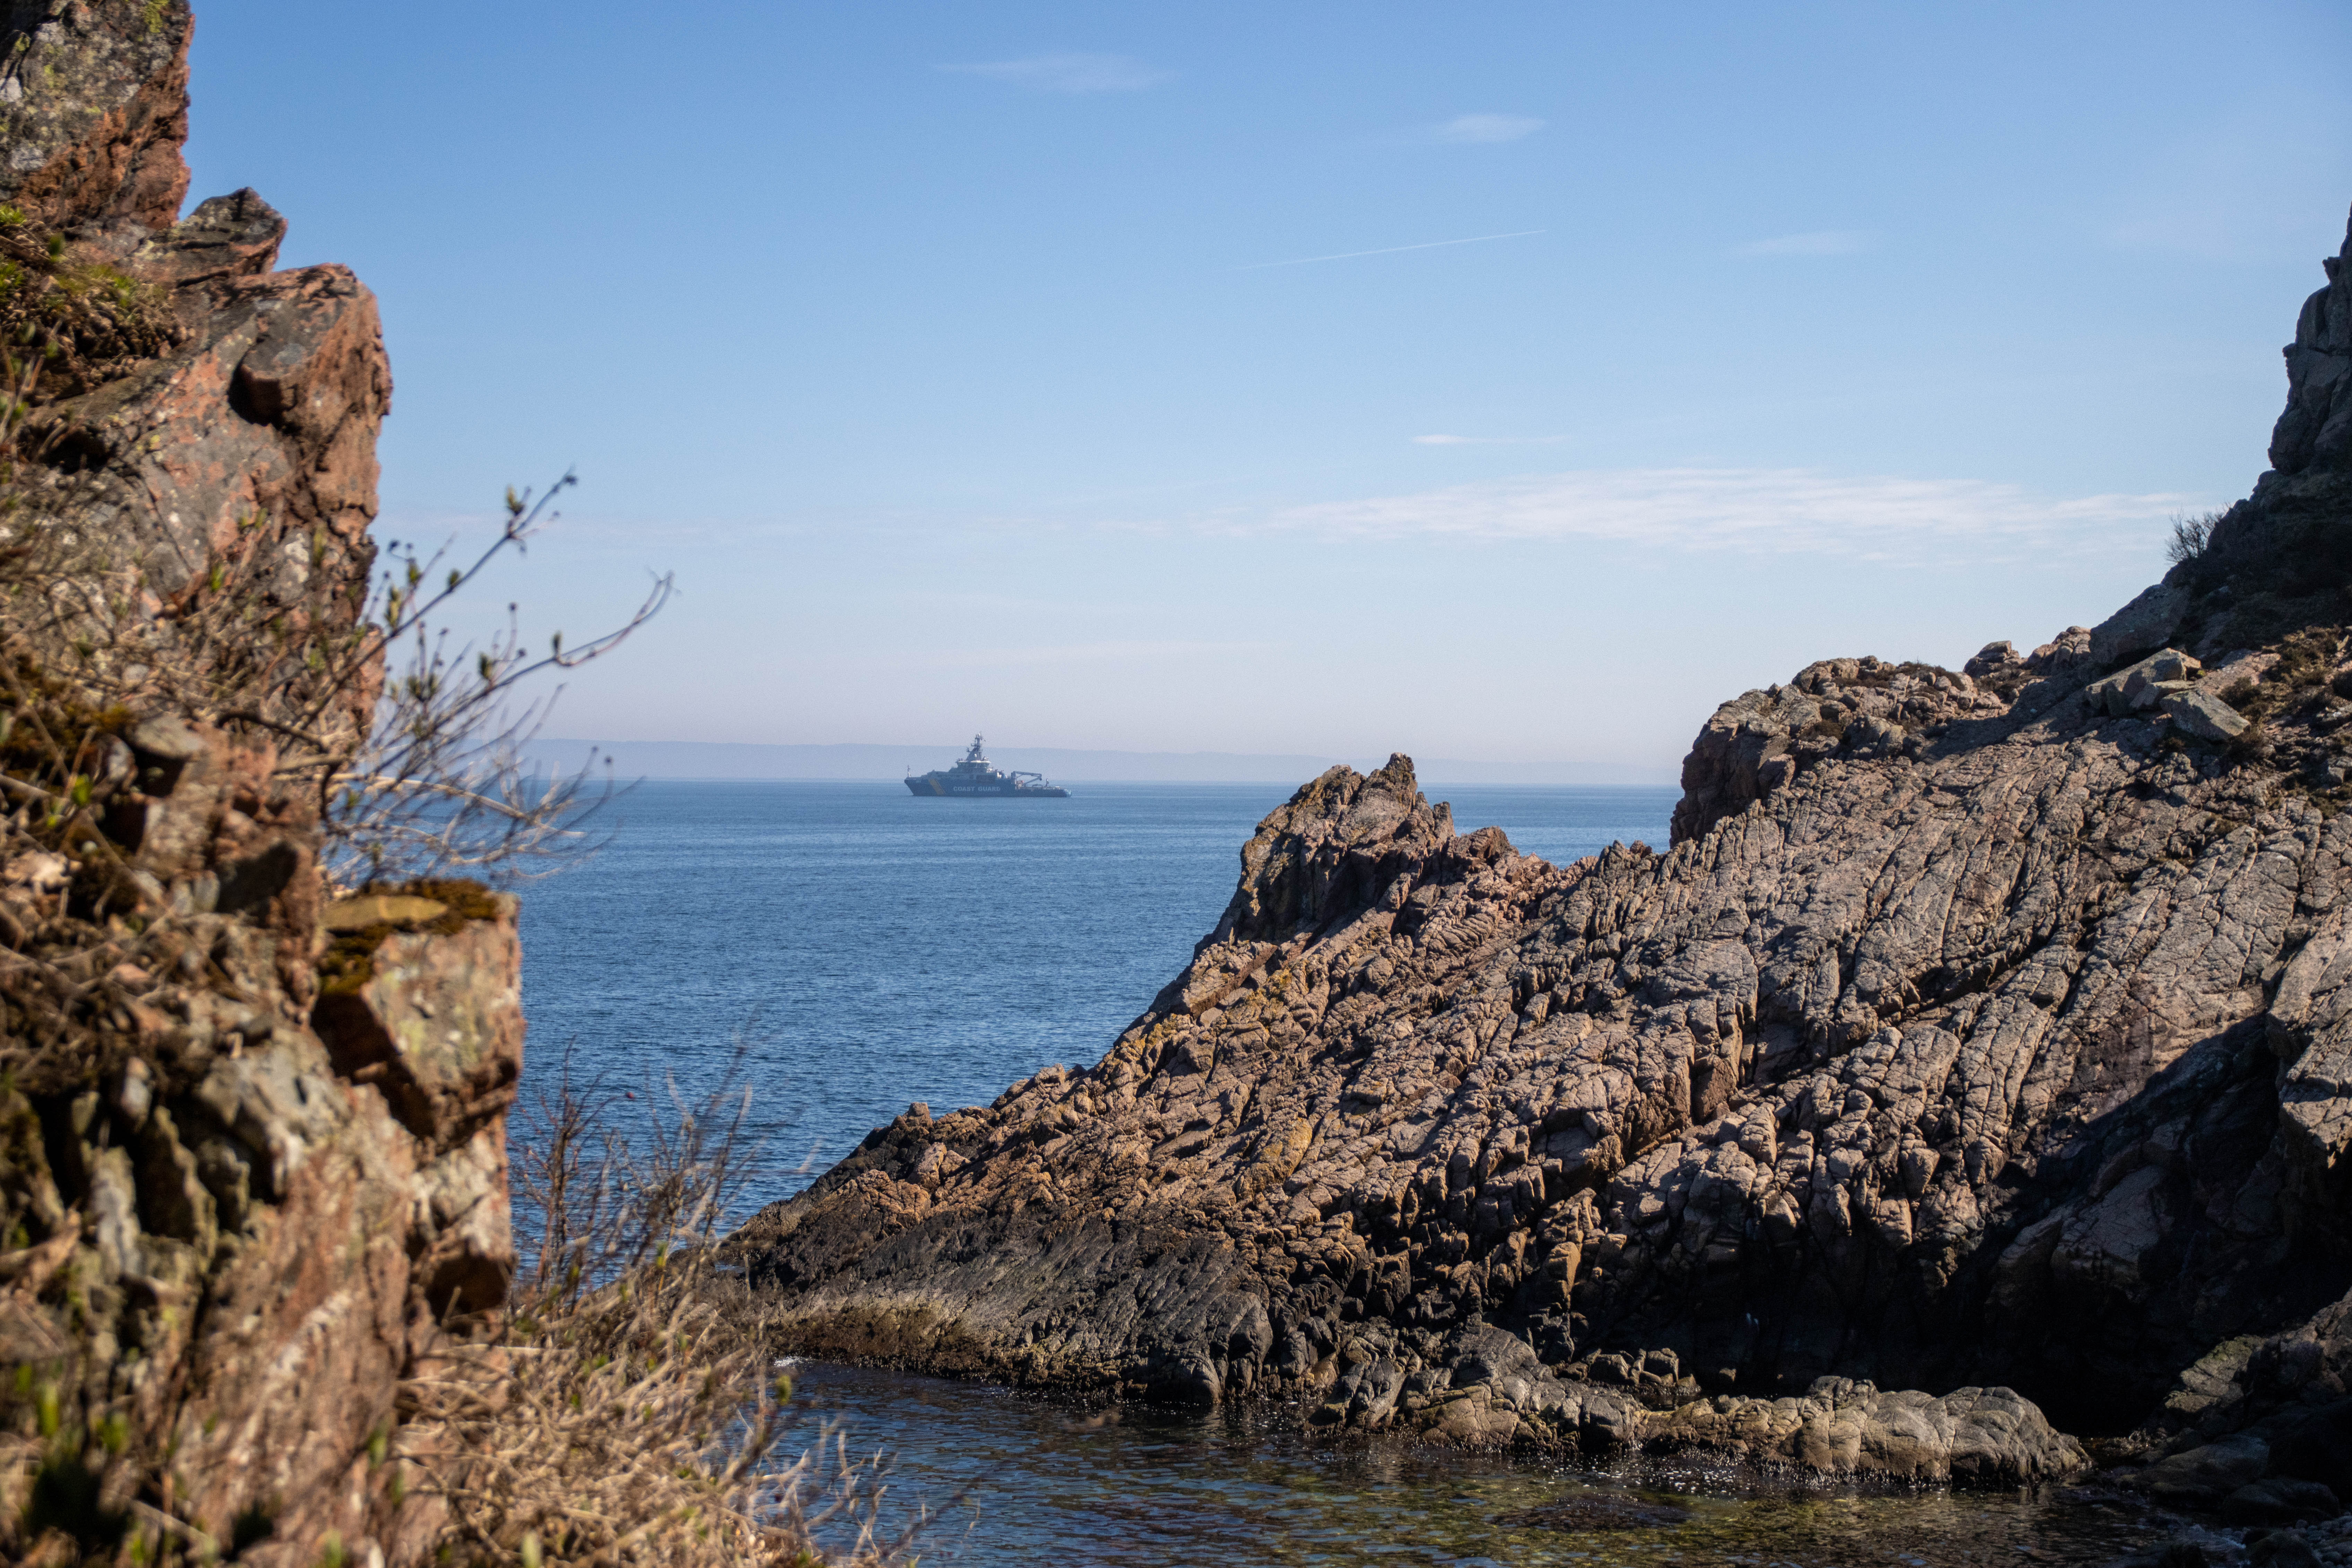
[1235,228,1546,271]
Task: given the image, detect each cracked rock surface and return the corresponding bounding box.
[737,209,2352,1488]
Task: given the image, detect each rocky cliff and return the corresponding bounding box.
[737,213,2352,1510]
[0,6,523,1565]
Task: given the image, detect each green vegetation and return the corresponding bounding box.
[0,216,175,399]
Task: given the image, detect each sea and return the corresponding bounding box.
[518,780,1675,1201]
[516,780,2195,1567]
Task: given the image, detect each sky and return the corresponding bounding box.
[182,1,2352,780]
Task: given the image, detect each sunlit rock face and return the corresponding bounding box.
[738,207,2352,1489]
[0,6,525,1563]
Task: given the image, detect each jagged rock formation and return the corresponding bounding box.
[0,6,522,1564]
[737,211,2352,1499]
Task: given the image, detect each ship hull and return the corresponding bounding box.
[904,772,1067,798]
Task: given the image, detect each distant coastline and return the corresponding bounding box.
[519,738,1676,787]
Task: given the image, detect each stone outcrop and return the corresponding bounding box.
[0,6,523,1565]
[0,0,190,234]
[736,206,2352,1497]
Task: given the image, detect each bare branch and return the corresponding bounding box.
[312,481,671,887]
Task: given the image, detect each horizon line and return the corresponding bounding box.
[520,738,1680,786]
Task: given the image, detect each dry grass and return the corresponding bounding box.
[2216,627,2344,728]
[397,1056,932,1567]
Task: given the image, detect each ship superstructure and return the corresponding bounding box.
[904,735,1070,798]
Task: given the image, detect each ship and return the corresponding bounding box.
[904,735,1070,798]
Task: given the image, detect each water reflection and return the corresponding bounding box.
[788,1362,2202,1567]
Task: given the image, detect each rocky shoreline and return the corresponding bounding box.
[733,209,2352,1527]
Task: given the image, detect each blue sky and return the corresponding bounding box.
[185,2,2352,778]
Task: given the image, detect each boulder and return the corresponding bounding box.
[2165,688,2253,740]
[1965,640,2021,678]
[2093,583,2193,666]
[2249,1533,2324,1568]
[1638,1380,2086,1483]
[2136,1433,2273,1503]
[2221,1478,2342,1525]
[2088,649,2203,716]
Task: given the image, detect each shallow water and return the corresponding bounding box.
[785,1362,2201,1567]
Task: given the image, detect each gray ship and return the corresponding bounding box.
[904,735,1070,798]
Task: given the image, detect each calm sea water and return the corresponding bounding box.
[777,1364,2191,1567]
[513,781,2192,1566]
[517,780,1676,1209]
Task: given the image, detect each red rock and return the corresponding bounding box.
[0,7,519,1563]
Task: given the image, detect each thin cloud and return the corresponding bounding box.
[1735,230,1872,257]
[1413,434,1566,447]
[1435,113,1544,145]
[1246,468,2202,566]
[1237,229,1544,271]
[937,53,1170,93]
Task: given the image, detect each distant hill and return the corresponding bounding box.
[516,739,1675,787]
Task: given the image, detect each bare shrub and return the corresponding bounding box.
[0,239,671,895]
[2166,509,2222,567]
[398,1056,929,1567]
[0,330,663,1081]
[319,477,672,886]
